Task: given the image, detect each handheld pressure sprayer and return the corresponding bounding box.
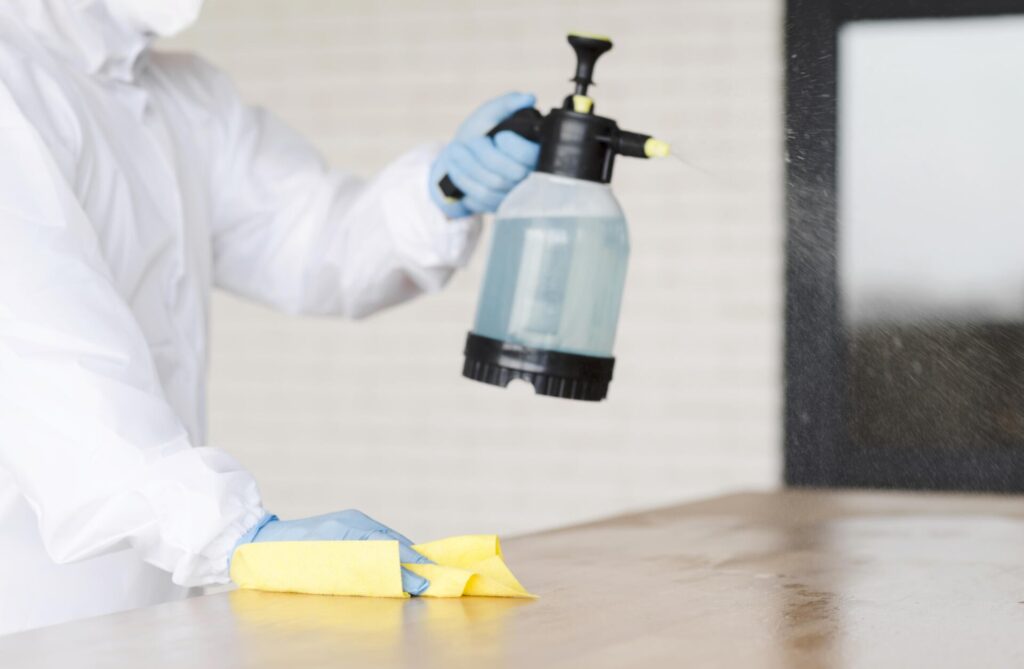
[440,33,670,401]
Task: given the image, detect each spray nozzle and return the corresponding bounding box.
[613,131,672,159]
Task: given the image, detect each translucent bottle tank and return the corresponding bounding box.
[453,32,668,400]
[471,171,629,358]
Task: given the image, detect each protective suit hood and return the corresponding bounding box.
[4,0,204,81]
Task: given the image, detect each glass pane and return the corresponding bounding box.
[839,16,1024,452]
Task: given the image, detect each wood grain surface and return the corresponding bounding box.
[4,489,1024,667]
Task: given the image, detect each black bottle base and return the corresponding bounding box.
[462,333,615,402]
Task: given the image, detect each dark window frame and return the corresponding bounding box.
[784,0,1024,490]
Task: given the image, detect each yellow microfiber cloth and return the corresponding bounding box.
[230,535,535,599]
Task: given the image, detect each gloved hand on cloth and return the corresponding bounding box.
[232,511,534,599]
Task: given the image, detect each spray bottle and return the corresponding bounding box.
[440,33,670,401]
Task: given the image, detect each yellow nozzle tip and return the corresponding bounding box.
[572,95,594,114]
[644,138,671,158]
[568,31,612,42]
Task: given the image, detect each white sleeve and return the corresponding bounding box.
[191,57,481,317]
[0,88,265,587]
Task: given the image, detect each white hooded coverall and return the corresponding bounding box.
[0,0,479,634]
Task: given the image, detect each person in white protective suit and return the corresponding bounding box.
[0,0,541,635]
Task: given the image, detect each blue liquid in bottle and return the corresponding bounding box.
[473,215,629,357]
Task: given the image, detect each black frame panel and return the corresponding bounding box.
[784,0,1024,490]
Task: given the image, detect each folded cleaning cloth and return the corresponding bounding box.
[230,535,535,599]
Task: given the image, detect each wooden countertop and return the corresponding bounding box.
[5,489,1024,667]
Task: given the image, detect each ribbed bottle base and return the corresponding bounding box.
[462,333,614,402]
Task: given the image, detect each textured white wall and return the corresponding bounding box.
[168,0,783,541]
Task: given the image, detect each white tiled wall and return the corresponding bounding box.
[169,0,783,541]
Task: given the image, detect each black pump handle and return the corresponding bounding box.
[568,34,613,96]
[438,107,543,202]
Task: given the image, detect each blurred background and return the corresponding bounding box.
[167,0,783,540]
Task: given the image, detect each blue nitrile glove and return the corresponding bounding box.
[234,511,432,596]
[429,91,542,218]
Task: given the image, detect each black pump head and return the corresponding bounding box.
[535,33,668,184]
[437,32,669,201]
[568,33,613,96]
